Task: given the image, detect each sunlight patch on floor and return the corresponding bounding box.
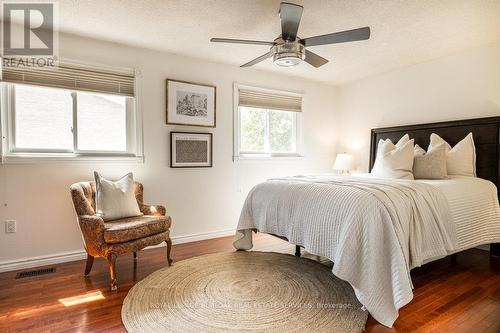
[59,290,105,307]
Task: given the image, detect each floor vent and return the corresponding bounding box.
[15,267,56,279]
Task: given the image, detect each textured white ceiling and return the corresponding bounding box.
[53,0,500,85]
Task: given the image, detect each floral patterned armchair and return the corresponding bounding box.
[70,181,172,291]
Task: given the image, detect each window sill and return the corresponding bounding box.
[1,153,144,164]
[233,154,304,161]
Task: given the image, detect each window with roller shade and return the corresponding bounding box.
[234,84,303,159]
[0,61,142,160]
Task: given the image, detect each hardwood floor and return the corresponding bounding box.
[0,234,499,332]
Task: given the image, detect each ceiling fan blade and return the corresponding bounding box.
[301,27,371,47]
[241,52,272,67]
[304,50,329,68]
[210,38,274,46]
[279,2,303,41]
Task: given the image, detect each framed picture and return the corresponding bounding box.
[170,132,213,168]
[166,79,216,127]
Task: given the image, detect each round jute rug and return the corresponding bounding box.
[121,251,368,333]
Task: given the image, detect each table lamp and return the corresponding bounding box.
[333,153,354,174]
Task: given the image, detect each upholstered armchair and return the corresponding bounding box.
[70,181,172,291]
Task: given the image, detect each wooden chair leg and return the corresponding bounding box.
[107,253,118,291]
[84,254,94,277]
[166,238,173,266]
[133,252,137,260]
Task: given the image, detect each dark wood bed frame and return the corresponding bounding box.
[290,116,500,258]
[369,116,500,257]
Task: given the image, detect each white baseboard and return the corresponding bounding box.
[145,228,236,249]
[172,228,235,245]
[0,228,235,273]
[0,250,88,273]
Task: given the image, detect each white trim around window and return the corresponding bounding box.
[233,83,304,161]
[0,68,144,164]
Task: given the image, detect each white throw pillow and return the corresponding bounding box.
[395,134,410,147]
[372,136,415,179]
[374,134,410,163]
[94,172,142,221]
[414,144,426,156]
[428,133,476,177]
[413,143,448,179]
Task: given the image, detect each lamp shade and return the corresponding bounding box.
[333,153,354,171]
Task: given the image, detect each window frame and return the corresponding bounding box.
[233,83,303,161]
[0,79,144,164]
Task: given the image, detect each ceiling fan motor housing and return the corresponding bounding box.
[272,38,305,67]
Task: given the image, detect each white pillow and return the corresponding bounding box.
[372,134,410,173]
[94,172,142,221]
[371,136,415,179]
[395,134,410,146]
[428,133,476,177]
[414,144,426,156]
[374,134,409,162]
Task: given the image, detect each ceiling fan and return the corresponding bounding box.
[210,2,370,68]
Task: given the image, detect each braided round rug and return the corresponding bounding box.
[121,251,368,333]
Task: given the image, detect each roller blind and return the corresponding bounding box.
[238,88,302,112]
[1,61,135,97]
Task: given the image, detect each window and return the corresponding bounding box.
[240,107,297,154]
[14,85,74,151]
[234,84,302,159]
[76,91,128,152]
[0,61,141,162]
[4,83,136,156]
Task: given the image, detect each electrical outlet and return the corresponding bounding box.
[5,220,16,233]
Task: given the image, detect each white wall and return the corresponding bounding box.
[3,35,498,269]
[336,42,500,172]
[0,33,338,266]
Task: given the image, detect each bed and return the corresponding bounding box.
[233,116,500,327]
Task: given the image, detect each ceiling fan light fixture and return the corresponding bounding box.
[273,55,301,67]
[272,41,305,67]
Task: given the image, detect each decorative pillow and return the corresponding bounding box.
[371,136,415,179]
[395,134,410,146]
[414,144,426,156]
[428,133,476,177]
[413,143,448,179]
[374,134,409,161]
[94,172,142,221]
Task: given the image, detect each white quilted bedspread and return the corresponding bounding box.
[233,175,458,327]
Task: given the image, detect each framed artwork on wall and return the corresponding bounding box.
[166,79,216,127]
[170,132,213,168]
